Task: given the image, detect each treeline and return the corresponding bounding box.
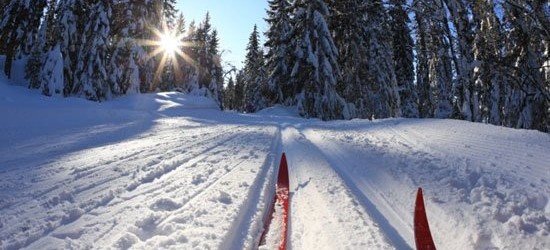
[0,0,224,105]
[0,0,548,132]
[224,0,549,132]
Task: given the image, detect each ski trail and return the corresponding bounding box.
[221,126,283,250]
[1,123,241,249]
[301,119,550,250]
[281,126,394,250]
[301,128,414,249]
[6,119,279,250]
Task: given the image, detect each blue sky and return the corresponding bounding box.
[177,1,269,70]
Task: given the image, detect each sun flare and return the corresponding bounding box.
[159,33,180,57]
[135,21,197,90]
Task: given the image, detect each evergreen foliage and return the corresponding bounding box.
[264,0,293,106]
[287,0,347,120]
[0,0,547,132]
[389,0,418,118]
[0,0,47,78]
[75,0,112,101]
[243,25,267,112]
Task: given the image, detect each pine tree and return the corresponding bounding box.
[26,15,48,90]
[243,25,266,112]
[27,0,58,92]
[502,1,549,131]
[444,0,477,121]
[163,0,178,27]
[75,0,112,101]
[185,12,223,105]
[234,70,246,111]
[208,29,224,107]
[133,0,162,93]
[413,0,453,118]
[389,0,418,118]
[57,0,90,96]
[109,0,143,95]
[363,0,401,118]
[288,0,347,120]
[264,0,293,106]
[0,0,47,78]
[471,0,506,125]
[327,0,366,119]
[196,12,213,92]
[223,76,235,110]
[184,20,201,94]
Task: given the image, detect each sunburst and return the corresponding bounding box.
[138,21,196,89]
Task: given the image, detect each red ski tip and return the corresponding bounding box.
[277,152,289,250]
[278,153,289,189]
[414,188,436,250]
[259,152,290,250]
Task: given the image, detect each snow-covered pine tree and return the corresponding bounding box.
[208,29,224,107]
[186,12,223,105]
[26,6,49,90]
[223,76,235,110]
[57,0,89,96]
[264,0,293,106]
[109,1,142,95]
[0,0,47,78]
[471,0,506,125]
[363,0,401,119]
[389,0,418,118]
[288,0,347,120]
[183,20,201,94]
[75,0,112,101]
[501,1,549,132]
[233,70,246,111]
[27,0,63,96]
[195,12,213,94]
[413,0,453,118]
[39,45,64,97]
[327,0,366,119]
[443,0,477,121]
[133,0,162,93]
[243,25,267,112]
[163,0,178,28]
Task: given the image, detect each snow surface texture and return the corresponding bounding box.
[0,80,549,250]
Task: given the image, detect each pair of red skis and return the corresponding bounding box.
[259,153,436,250]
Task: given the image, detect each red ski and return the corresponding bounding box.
[414,187,436,250]
[259,153,290,250]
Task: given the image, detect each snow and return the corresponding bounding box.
[1,78,549,250]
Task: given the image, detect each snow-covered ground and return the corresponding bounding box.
[1,79,549,250]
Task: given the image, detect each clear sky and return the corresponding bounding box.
[177,1,269,71]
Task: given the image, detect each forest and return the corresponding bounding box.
[0,0,548,132]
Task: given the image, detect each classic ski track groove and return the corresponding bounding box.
[281,126,395,249]
[60,126,264,244]
[3,124,256,249]
[301,128,413,249]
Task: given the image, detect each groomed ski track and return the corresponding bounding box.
[1,92,548,250]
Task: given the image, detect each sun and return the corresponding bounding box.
[159,32,180,58]
[136,21,197,90]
